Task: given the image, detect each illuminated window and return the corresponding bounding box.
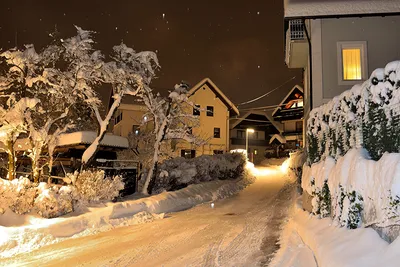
[337,41,367,85]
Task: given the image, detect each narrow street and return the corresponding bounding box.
[4,166,296,267]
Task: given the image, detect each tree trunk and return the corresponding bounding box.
[32,156,41,183]
[7,139,15,181]
[142,101,172,195]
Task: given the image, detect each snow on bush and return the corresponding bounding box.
[150,153,246,194]
[0,170,124,218]
[302,149,400,230]
[0,177,37,215]
[34,183,77,218]
[73,170,124,203]
[307,61,400,164]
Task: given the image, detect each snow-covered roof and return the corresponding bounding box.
[269,134,286,144]
[188,78,240,116]
[57,131,129,148]
[284,0,400,19]
[272,85,303,117]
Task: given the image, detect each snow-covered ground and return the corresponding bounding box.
[1,164,295,267]
[270,197,400,267]
[0,169,254,260]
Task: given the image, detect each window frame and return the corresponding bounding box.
[193,104,200,116]
[337,41,368,86]
[206,106,214,117]
[214,127,221,138]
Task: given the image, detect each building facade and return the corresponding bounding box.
[112,78,239,158]
[284,0,400,140]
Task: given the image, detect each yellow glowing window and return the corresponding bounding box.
[342,48,362,80]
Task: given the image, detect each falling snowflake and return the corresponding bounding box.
[162,13,165,19]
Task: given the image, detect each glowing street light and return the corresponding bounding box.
[245,128,254,159]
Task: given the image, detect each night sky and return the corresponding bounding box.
[0,0,302,111]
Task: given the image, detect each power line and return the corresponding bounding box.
[236,76,297,107]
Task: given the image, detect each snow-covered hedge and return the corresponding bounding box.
[0,171,124,218]
[150,153,246,194]
[307,61,400,164]
[304,61,400,234]
[303,149,400,232]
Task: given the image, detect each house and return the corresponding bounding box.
[284,0,400,135]
[112,95,148,138]
[112,78,239,158]
[272,85,304,148]
[175,78,239,158]
[230,111,281,164]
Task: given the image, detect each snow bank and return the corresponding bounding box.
[302,148,400,232]
[0,171,255,258]
[271,206,400,267]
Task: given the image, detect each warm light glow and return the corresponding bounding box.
[342,48,362,80]
[246,128,255,133]
[280,159,290,173]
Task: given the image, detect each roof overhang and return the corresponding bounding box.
[188,78,240,116]
[284,0,400,20]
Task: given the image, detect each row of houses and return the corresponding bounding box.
[111,77,304,164]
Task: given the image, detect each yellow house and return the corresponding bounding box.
[112,96,148,138]
[177,78,239,158]
[112,78,239,158]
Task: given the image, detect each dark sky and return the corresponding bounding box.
[0,0,302,111]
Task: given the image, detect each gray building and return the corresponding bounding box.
[284,0,400,143]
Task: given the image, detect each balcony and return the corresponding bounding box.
[285,19,308,68]
[230,138,270,146]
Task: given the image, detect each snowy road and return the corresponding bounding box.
[5,166,295,267]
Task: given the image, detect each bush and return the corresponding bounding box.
[73,170,125,203]
[0,170,125,218]
[150,153,246,194]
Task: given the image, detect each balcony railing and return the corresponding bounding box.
[289,19,306,40]
[285,19,308,68]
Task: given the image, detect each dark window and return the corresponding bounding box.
[237,130,245,139]
[115,112,123,124]
[214,128,220,138]
[206,106,214,116]
[181,149,196,159]
[187,127,193,135]
[213,150,224,155]
[193,104,200,116]
[296,121,303,132]
[132,125,140,135]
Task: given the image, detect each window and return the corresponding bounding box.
[187,127,193,135]
[181,149,196,159]
[254,149,258,155]
[206,106,214,117]
[213,150,224,155]
[132,125,140,135]
[214,127,220,138]
[337,41,368,85]
[115,112,123,125]
[193,104,200,116]
[237,130,245,139]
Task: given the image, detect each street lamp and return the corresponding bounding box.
[246,128,254,159]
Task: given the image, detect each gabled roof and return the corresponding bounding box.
[272,85,303,117]
[230,110,283,133]
[284,0,400,19]
[188,78,239,116]
[269,134,286,144]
